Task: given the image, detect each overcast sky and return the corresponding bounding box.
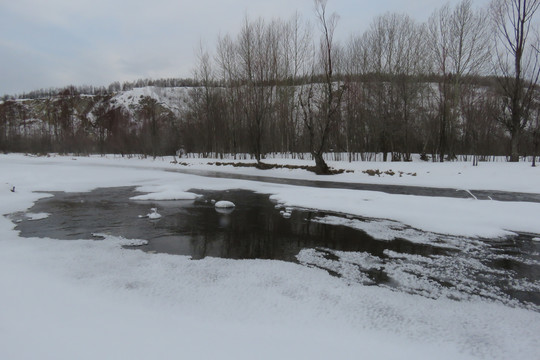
[0,0,492,96]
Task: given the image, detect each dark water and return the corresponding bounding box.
[12,187,540,310]
[14,187,445,261]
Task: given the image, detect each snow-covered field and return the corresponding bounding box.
[1,154,539,359]
[173,153,540,193]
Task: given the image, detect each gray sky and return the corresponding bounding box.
[0,0,491,96]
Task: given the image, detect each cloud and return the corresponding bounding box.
[1,0,492,95]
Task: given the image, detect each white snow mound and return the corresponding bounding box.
[215,200,235,208]
[147,208,161,219]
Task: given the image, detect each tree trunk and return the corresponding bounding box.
[532,137,538,167]
[439,108,447,163]
[313,152,330,175]
[510,127,520,162]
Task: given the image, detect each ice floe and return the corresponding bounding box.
[215,200,235,208]
[147,208,161,219]
[25,212,50,221]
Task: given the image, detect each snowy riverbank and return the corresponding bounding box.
[11,153,540,193]
[1,154,539,359]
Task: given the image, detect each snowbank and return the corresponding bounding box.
[170,155,540,194]
[215,200,235,208]
[10,153,540,193]
[269,187,540,238]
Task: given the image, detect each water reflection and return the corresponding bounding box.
[13,187,448,262]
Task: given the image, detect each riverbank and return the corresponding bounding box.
[7,153,540,193]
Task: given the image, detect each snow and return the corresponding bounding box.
[2,153,538,238]
[297,244,539,310]
[131,189,200,201]
[146,207,161,219]
[269,186,539,238]
[25,212,50,221]
[297,248,382,285]
[111,86,190,116]
[314,215,436,242]
[0,153,539,359]
[533,237,540,242]
[92,233,149,246]
[10,153,540,193]
[215,200,235,208]
[172,155,540,194]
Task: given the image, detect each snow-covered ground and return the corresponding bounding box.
[172,154,540,193]
[1,154,539,359]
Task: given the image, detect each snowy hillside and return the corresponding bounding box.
[5,85,193,128]
[110,86,191,116]
[0,86,194,154]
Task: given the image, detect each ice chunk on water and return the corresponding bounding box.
[147,208,161,219]
[215,200,235,208]
[26,212,50,221]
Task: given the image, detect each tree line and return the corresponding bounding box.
[2,78,198,101]
[184,0,540,172]
[1,0,540,172]
[0,89,181,156]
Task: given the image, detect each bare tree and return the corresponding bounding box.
[394,17,430,161]
[189,42,221,156]
[362,13,429,161]
[304,0,344,174]
[491,0,540,162]
[343,33,369,161]
[137,96,172,158]
[429,0,492,162]
[364,13,395,161]
[277,13,312,154]
[92,99,110,155]
[215,34,242,156]
[526,93,540,166]
[236,17,281,163]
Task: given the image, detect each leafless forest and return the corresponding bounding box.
[1,0,540,172]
